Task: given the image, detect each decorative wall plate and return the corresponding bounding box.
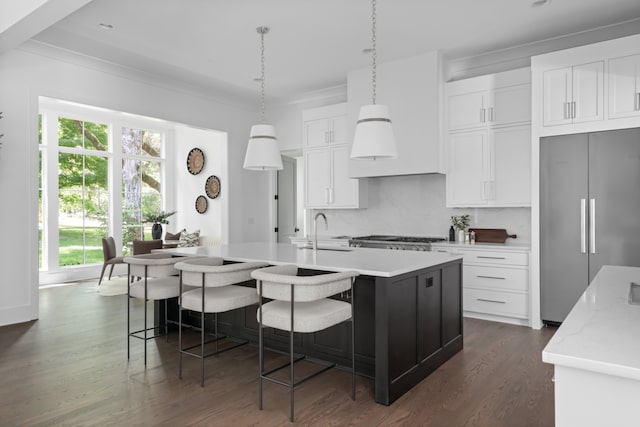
[205,175,221,199]
[195,195,208,214]
[187,148,205,175]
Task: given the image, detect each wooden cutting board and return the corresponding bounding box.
[468,228,517,243]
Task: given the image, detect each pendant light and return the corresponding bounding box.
[350,0,397,160]
[243,26,283,171]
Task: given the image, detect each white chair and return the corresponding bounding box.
[124,253,185,366]
[174,257,269,387]
[251,264,359,422]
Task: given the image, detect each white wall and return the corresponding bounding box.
[0,41,272,326]
[173,125,226,244]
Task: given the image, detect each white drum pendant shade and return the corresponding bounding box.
[351,104,397,160]
[243,124,283,170]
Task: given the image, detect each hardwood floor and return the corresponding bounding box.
[0,281,556,426]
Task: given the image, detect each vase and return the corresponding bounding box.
[457,229,465,243]
[151,223,163,240]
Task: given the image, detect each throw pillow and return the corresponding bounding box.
[165,229,184,241]
[179,229,200,247]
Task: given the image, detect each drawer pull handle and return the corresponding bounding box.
[477,275,505,280]
[477,298,506,304]
[477,256,506,260]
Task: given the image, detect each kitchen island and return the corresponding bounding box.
[159,242,464,405]
[543,265,640,426]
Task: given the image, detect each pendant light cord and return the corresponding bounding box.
[371,0,377,105]
[260,28,266,123]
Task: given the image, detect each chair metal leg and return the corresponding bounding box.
[258,280,264,410]
[144,266,148,366]
[127,264,131,360]
[201,272,205,387]
[290,284,295,423]
[179,272,183,379]
[351,279,356,401]
[165,300,169,342]
[108,264,115,281]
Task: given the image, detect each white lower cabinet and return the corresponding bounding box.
[432,245,529,325]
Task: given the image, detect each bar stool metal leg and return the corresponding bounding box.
[201,272,205,387]
[179,272,184,379]
[127,264,131,360]
[258,279,264,410]
[290,283,295,422]
[144,265,148,366]
[351,278,356,400]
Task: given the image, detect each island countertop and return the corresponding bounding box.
[157,242,462,277]
[542,265,640,381]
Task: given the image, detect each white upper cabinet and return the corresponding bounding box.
[542,62,604,127]
[347,51,444,178]
[304,110,348,148]
[303,103,366,209]
[532,34,640,137]
[446,68,531,208]
[609,54,640,119]
[447,70,531,131]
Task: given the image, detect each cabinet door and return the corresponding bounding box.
[304,118,330,148]
[330,115,349,144]
[609,54,640,119]
[447,90,487,130]
[543,67,572,126]
[572,61,604,123]
[491,84,531,127]
[446,130,488,207]
[491,125,531,206]
[330,145,359,208]
[304,148,331,207]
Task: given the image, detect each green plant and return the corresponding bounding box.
[451,214,470,231]
[143,210,176,224]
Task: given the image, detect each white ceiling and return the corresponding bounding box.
[30,0,640,103]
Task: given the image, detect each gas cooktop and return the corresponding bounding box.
[350,235,446,243]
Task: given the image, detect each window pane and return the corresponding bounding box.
[58,153,108,266]
[59,117,108,151]
[122,127,161,157]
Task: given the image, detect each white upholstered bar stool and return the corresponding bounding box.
[251,265,359,422]
[174,257,269,387]
[124,253,186,366]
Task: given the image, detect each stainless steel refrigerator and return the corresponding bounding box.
[540,127,640,324]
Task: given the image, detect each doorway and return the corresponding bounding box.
[276,153,304,243]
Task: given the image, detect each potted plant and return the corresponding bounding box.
[450,214,470,243]
[143,210,176,240]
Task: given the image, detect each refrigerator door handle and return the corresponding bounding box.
[590,198,596,254]
[580,198,586,254]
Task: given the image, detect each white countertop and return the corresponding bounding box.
[430,241,531,251]
[542,265,640,381]
[157,242,462,277]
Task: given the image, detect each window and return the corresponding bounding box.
[38,99,169,280]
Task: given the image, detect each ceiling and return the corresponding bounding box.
[30,0,640,104]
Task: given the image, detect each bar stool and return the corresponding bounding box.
[251,264,359,422]
[174,257,269,387]
[124,253,186,366]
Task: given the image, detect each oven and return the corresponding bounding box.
[349,235,446,251]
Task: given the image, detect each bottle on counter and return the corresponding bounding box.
[448,226,455,242]
[470,230,476,244]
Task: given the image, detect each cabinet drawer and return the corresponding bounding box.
[459,250,528,266]
[463,265,528,291]
[464,288,528,319]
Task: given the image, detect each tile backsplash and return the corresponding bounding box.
[312,174,531,244]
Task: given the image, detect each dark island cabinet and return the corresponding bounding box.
[375,260,463,405]
[162,258,462,406]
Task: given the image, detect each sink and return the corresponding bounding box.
[297,245,353,252]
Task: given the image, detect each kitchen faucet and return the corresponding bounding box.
[313,212,327,251]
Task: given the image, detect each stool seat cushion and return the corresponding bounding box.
[130,276,181,300]
[182,285,260,313]
[258,299,351,333]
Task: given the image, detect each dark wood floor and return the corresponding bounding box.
[0,281,556,426]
